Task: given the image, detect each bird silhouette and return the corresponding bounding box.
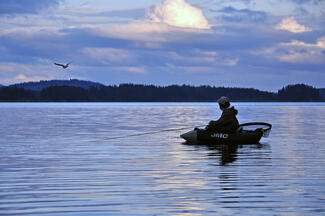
[54,62,72,69]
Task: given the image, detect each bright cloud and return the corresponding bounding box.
[94,0,210,42]
[148,0,210,29]
[275,17,310,33]
[94,20,208,42]
[277,38,325,63]
[316,37,325,49]
[257,37,325,64]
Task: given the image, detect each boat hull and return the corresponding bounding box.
[180,129,263,144]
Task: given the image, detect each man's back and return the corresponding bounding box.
[207,106,239,133]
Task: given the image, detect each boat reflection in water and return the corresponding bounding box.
[183,141,269,166]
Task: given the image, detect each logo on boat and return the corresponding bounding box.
[211,133,229,139]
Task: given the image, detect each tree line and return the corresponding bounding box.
[0,83,322,102]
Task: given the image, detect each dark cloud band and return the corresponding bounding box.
[0,0,61,14]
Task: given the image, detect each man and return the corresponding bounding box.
[206,96,239,133]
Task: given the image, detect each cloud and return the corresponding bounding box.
[290,0,324,4]
[148,0,210,29]
[217,6,267,23]
[98,8,146,19]
[316,37,325,48]
[167,50,239,67]
[94,0,211,42]
[93,20,209,42]
[216,0,324,4]
[84,48,135,65]
[276,37,325,63]
[112,66,147,74]
[0,62,60,84]
[256,37,325,64]
[0,0,324,90]
[275,17,310,33]
[0,0,61,15]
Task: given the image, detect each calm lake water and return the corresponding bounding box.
[1,102,325,215]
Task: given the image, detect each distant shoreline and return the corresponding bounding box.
[1,101,325,103]
[0,80,324,102]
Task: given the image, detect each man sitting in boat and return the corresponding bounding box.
[205,96,239,133]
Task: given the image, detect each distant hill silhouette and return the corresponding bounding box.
[0,86,36,101]
[0,80,323,102]
[319,88,325,100]
[41,86,88,102]
[84,84,277,102]
[278,84,321,102]
[0,84,4,87]
[10,79,104,91]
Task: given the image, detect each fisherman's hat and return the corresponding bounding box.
[218,96,230,106]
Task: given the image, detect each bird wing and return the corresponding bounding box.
[54,63,64,67]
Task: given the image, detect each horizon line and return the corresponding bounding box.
[2,78,325,93]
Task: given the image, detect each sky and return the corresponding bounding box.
[0,0,324,91]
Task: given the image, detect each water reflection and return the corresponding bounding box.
[183,142,268,166]
[1,102,325,215]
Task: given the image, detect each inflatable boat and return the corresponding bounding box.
[180,122,272,144]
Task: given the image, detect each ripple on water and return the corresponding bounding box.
[0,102,325,215]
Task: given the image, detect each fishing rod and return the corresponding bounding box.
[104,125,206,140]
[102,122,272,141]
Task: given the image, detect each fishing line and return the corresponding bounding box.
[102,122,272,141]
[104,125,206,140]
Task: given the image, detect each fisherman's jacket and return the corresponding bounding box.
[206,106,239,133]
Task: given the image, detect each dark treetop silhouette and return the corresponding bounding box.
[0,80,323,102]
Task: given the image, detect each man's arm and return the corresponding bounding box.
[207,111,231,130]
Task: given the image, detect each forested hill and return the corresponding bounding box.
[9,79,103,91]
[319,89,325,100]
[0,81,323,102]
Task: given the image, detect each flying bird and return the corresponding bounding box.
[54,62,72,69]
